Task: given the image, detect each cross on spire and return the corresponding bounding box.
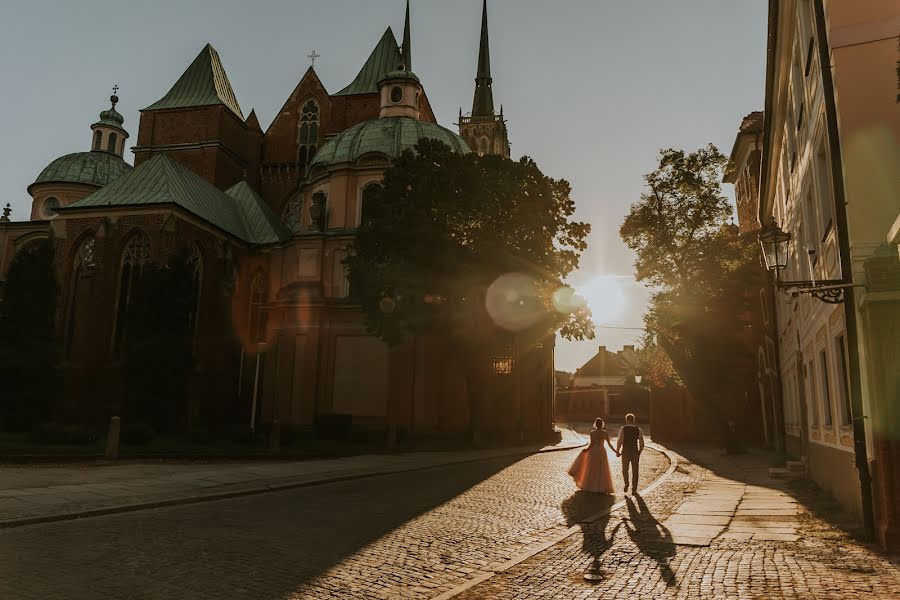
[308,50,320,66]
[112,84,119,94]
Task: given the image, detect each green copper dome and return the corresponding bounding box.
[311,117,470,170]
[93,94,126,129]
[378,69,421,85]
[29,151,132,193]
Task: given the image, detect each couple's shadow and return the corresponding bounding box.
[561,491,676,587]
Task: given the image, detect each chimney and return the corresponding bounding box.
[623,345,635,353]
[598,346,606,355]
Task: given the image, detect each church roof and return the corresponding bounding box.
[310,117,470,169]
[28,151,132,194]
[66,153,286,245]
[223,180,291,244]
[335,28,403,96]
[143,44,244,119]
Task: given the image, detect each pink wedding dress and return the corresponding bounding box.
[568,428,615,493]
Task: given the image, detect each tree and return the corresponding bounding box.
[121,248,197,432]
[620,145,758,434]
[0,239,60,430]
[346,139,593,438]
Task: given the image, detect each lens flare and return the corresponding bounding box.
[485,273,543,331]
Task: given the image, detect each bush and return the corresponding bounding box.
[121,422,156,446]
[28,422,98,445]
[314,414,353,440]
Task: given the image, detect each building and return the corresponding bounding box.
[556,345,646,423]
[0,1,556,443]
[747,0,899,550]
[724,111,784,449]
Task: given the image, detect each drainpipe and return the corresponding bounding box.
[813,0,875,541]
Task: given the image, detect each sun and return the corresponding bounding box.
[576,276,628,325]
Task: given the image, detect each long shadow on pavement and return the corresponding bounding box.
[624,493,676,586]
[561,491,618,580]
[0,453,570,600]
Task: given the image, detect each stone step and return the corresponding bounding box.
[785,460,807,473]
[768,466,806,480]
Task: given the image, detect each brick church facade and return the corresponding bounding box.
[0,1,557,441]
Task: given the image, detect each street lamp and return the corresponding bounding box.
[757,217,862,304]
[758,218,791,271]
[492,345,514,376]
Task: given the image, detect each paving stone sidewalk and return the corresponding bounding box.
[454,446,900,600]
[0,430,586,527]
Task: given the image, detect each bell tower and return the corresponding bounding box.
[458,0,510,157]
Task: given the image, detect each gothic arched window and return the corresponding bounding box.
[107,132,118,154]
[478,136,490,155]
[186,243,203,333]
[280,192,302,233]
[298,100,320,167]
[113,232,151,353]
[65,235,96,360]
[249,270,267,343]
[93,130,103,150]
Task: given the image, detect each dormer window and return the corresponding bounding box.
[391,86,404,103]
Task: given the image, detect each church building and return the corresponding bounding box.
[0,1,555,442]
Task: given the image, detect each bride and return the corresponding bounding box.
[568,417,619,493]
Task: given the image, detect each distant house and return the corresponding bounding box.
[555,345,647,423]
[554,370,573,390]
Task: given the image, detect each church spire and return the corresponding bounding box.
[401,0,412,71]
[471,0,495,118]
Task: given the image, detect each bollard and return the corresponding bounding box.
[105,416,121,460]
[269,419,281,454]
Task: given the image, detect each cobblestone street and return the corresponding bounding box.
[0,447,667,599]
[456,448,900,600]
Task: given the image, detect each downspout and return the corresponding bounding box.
[813,0,875,541]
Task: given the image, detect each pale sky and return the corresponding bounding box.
[0,0,767,371]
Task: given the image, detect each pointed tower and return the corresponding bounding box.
[401,0,412,72]
[458,0,510,157]
[134,43,253,190]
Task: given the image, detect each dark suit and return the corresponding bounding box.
[618,424,643,492]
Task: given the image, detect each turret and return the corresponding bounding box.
[378,1,423,120]
[90,88,129,157]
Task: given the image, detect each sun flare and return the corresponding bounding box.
[576,276,628,325]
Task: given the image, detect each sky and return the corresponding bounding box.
[0,0,767,372]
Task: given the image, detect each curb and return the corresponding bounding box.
[434,442,679,600]
[0,438,587,531]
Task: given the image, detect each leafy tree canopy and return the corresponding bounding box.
[346,139,594,359]
[620,145,758,422]
[0,239,59,430]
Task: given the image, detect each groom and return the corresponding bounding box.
[616,413,645,495]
